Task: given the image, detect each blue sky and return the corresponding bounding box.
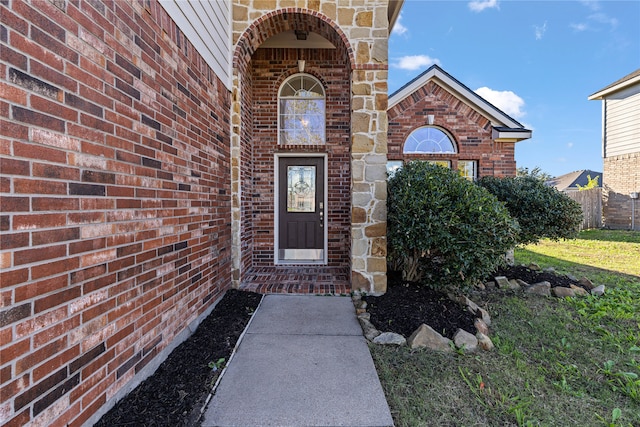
[388,0,640,178]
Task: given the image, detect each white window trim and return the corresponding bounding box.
[277,73,326,146]
[403,125,457,154]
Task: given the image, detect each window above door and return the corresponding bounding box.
[278,74,326,145]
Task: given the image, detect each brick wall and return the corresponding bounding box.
[388,80,516,177]
[1,1,231,426]
[249,48,351,267]
[603,152,640,229]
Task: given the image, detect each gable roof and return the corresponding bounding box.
[545,169,602,192]
[388,64,531,142]
[588,68,640,100]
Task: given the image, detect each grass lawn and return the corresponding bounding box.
[371,229,640,426]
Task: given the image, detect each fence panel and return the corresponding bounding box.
[566,188,602,230]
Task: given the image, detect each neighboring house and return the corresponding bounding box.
[546,170,603,192]
[0,1,531,426]
[388,65,531,180]
[589,69,640,230]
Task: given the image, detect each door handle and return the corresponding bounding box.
[319,210,323,228]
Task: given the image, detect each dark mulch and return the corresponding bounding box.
[364,274,478,340]
[95,289,262,427]
[493,264,585,289]
[363,265,588,340]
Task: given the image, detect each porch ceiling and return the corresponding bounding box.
[259,30,336,49]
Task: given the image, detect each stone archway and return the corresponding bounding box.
[230,5,389,294]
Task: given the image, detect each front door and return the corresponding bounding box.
[277,157,325,263]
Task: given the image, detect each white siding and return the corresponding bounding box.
[605,85,640,157]
[159,0,232,89]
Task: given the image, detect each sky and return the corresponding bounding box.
[388,0,640,178]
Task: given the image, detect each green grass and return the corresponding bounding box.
[372,230,640,426]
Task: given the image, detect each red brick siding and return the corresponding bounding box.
[1,1,231,426]
[243,48,351,268]
[239,62,254,277]
[388,81,516,177]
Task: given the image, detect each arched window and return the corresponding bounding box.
[403,126,456,154]
[279,74,325,145]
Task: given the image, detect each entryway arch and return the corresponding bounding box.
[230,9,354,292]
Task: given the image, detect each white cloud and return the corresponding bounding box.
[570,22,589,32]
[589,12,618,30]
[475,87,526,119]
[580,0,601,11]
[468,0,499,13]
[567,142,574,148]
[534,21,548,40]
[393,55,441,71]
[392,12,408,36]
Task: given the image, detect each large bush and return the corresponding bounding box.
[387,162,519,291]
[477,176,583,245]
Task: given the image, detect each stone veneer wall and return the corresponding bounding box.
[231,1,390,293]
[603,152,640,230]
[388,80,516,177]
[0,1,231,425]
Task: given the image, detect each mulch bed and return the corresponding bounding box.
[364,265,588,340]
[95,289,262,427]
[364,279,478,339]
[492,264,584,289]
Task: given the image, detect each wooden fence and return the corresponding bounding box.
[566,188,602,230]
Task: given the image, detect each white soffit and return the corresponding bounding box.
[159,0,232,90]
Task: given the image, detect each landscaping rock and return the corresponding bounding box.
[358,317,380,341]
[478,307,491,326]
[474,318,489,336]
[407,324,452,352]
[544,267,556,273]
[528,262,541,271]
[591,285,606,296]
[508,279,522,290]
[570,284,589,297]
[516,279,529,288]
[552,287,575,298]
[579,277,595,290]
[525,281,551,296]
[357,312,370,321]
[453,329,478,352]
[373,332,406,346]
[476,332,494,351]
[484,281,496,289]
[494,276,511,289]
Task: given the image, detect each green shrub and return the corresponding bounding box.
[477,176,583,246]
[387,161,519,291]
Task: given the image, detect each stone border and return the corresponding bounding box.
[352,293,493,353]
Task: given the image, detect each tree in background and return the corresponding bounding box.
[576,174,600,191]
[517,166,553,182]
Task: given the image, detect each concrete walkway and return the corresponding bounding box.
[202,294,394,427]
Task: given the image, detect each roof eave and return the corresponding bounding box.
[388,0,404,33]
[492,127,532,143]
[588,74,640,100]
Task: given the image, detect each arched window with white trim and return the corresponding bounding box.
[403,126,456,154]
[278,74,325,145]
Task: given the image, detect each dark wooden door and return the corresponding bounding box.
[278,157,324,262]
